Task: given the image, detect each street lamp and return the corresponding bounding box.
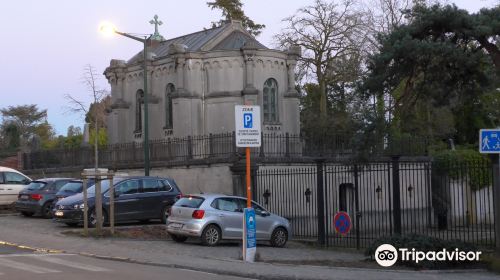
[100,22,151,176]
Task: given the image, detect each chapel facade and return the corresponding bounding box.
[104,20,301,144]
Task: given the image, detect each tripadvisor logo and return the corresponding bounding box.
[375,244,398,267]
[374,244,482,267]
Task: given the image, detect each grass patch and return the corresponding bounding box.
[482,253,500,274]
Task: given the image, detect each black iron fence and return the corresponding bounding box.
[254,158,495,248]
[22,132,429,170]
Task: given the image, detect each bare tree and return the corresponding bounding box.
[65,64,109,170]
[275,0,368,119]
[363,0,444,52]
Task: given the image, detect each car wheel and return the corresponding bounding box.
[20,211,34,217]
[201,224,221,246]
[270,227,288,247]
[170,234,188,243]
[88,208,107,228]
[65,222,79,227]
[161,206,170,224]
[41,202,53,219]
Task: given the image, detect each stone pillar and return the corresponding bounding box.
[105,60,127,103]
[285,45,301,96]
[116,71,125,100]
[286,60,297,93]
[82,123,90,147]
[283,45,301,135]
[169,43,189,96]
[169,43,196,136]
[241,43,259,105]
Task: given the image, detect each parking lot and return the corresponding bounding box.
[0,210,362,263]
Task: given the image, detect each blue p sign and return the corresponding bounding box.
[244,113,253,128]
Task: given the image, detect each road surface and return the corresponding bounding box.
[0,244,254,280]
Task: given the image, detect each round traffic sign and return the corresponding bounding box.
[333,211,352,235]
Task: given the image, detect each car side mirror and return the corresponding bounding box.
[114,191,121,198]
[261,211,271,217]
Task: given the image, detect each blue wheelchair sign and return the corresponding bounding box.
[244,208,256,248]
[479,129,500,153]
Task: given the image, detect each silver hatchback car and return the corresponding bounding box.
[166,194,291,247]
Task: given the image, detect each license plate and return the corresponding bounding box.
[54,211,64,217]
[169,223,182,229]
[20,195,29,200]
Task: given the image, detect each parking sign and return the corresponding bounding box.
[235,106,261,147]
[243,113,253,128]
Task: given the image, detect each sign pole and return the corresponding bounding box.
[479,129,500,253]
[235,105,261,263]
[246,147,251,208]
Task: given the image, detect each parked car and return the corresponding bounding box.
[166,194,291,247]
[0,166,31,206]
[15,178,73,218]
[54,179,95,203]
[52,176,181,227]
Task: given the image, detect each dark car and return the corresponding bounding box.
[15,178,73,218]
[53,176,181,227]
[52,179,95,208]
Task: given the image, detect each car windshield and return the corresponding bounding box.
[175,196,204,208]
[27,181,47,190]
[86,178,123,194]
[59,181,82,193]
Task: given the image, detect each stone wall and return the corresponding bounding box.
[23,163,236,196]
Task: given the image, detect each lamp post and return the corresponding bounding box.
[100,23,151,176]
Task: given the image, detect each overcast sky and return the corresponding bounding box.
[0,0,497,135]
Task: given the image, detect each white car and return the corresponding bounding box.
[0,166,31,206]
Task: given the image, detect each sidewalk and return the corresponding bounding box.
[0,215,498,280]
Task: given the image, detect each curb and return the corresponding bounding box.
[0,241,63,254]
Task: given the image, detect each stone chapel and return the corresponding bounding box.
[104,19,301,144]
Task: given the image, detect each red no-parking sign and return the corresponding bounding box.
[333,211,352,235]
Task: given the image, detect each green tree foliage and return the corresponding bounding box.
[207,0,265,36]
[362,4,500,145]
[84,96,111,130]
[300,82,371,141]
[34,121,57,149]
[0,104,58,150]
[89,127,107,148]
[433,149,491,191]
[0,104,48,141]
[2,123,20,149]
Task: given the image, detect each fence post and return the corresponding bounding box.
[392,156,402,235]
[316,159,326,245]
[259,132,265,158]
[232,131,237,158]
[187,136,193,160]
[353,164,361,249]
[285,133,290,158]
[492,154,500,254]
[209,133,214,158]
[22,153,28,170]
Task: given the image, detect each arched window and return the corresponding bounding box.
[263,78,278,123]
[135,90,144,131]
[165,84,175,129]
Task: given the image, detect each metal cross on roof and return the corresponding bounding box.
[149,15,165,41]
